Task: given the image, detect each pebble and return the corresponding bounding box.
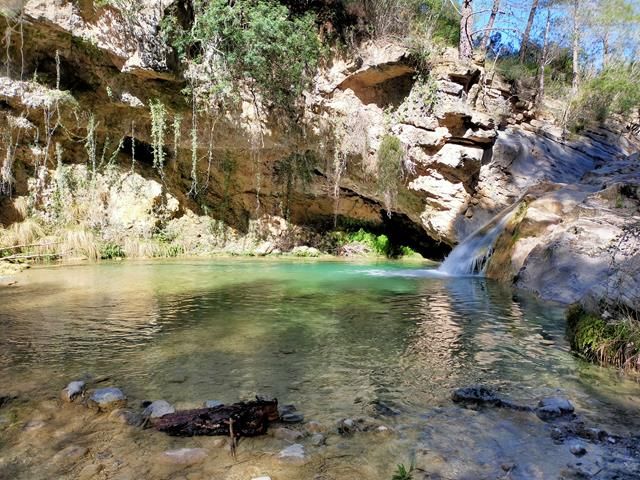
[570,443,587,456]
[305,421,326,434]
[277,444,307,464]
[142,400,175,419]
[88,388,127,411]
[61,380,86,402]
[204,400,224,408]
[159,448,208,466]
[281,412,304,423]
[23,420,46,432]
[310,433,326,446]
[278,404,297,416]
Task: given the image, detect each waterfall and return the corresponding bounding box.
[438,201,522,276]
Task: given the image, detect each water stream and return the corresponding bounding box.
[438,202,522,276]
[0,259,639,479]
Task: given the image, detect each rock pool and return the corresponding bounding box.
[1,259,639,479]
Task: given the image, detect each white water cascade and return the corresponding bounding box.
[438,201,523,276]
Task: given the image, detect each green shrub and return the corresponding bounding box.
[569,64,640,130]
[100,243,125,260]
[163,0,321,108]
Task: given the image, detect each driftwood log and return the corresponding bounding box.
[154,398,279,438]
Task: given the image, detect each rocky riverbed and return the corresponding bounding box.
[1,377,640,480]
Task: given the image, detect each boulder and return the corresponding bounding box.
[142,400,175,419]
[536,397,575,421]
[88,387,127,412]
[61,381,86,402]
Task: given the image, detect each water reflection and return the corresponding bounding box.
[0,259,639,433]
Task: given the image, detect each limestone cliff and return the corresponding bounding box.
[0,0,639,311]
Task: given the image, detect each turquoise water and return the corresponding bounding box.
[1,258,639,433]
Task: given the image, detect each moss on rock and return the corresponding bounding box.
[566,304,640,371]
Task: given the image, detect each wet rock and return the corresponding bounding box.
[570,443,587,456]
[53,445,88,462]
[371,399,400,416]
[277,444,307,464]
[310,433,326,446]
[142,400,175,419]
[204,400,224,409]
[158,448,208,466]
[278,404,297,416]
[305,421,326,433]
[23,419,45,432]
[452,386,502,406]
[88,387,127,412]
[61,381,86,402]
[281,412,304,423]
[272,427,304,442]
[109,408,142,426]
[536,397,574,420]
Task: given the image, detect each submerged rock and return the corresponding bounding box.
[281,412,304,423]
[570,443,587,456]
[204,400,224,409]
[536,397,575,421]
[310,433,326,446]
[61,381,85,402]
[277,443,307,464]
[158,448,208,466]
[109,408,142,426]
[452,386,502,406]
[88,388,127,411]
[142,400,175,419]
[272,427,304,442]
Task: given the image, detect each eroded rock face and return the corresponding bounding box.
[1,0,638,308]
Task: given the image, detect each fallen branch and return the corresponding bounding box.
[0,242,60,251]
[0,253,61,262]
[154,398,279,438]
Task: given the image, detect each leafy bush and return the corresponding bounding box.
[347,228,392,256]
[163,0,321,108]
[100,243,125,260]
[569,64,640,130]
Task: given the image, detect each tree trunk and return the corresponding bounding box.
[537,10,551,106]
[480,0,501,52]
[572,0,580,95]
[459,0,474,62]
[602,31,609,69]
[519,0,540,63]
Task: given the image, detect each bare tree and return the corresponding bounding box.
[459,0,474,61]
[537,9,551,104]
[480,0,502,51]
[520,0,540,62]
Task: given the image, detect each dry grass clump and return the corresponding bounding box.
[2,218,45,247]
[123,238,162,258]
[61,228,100,262]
